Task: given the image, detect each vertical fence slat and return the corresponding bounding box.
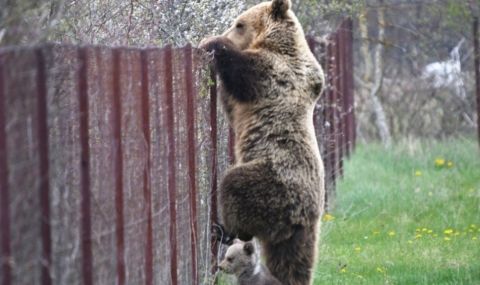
[78,47,94,285]
[0,53,12,285]
[184,45,199,285]
[473,16,480,148]
[140,50,154,285]
[209,67,219,275]
[341,20,348,157]
[320,43,328,204]
[335,31,344,178]
[331,34,339,186]
[36,48,53,285]
[90,47,117,284]
[326,36,337,206]
[320,40,329,194]
[345,19,351,154]
[347,18,356,151]
[307,37,321,132]
[342,20,349,158]
[346,18,355,155]
[112,48,126,285]
[338,22,347,159]
[164,46,178,285]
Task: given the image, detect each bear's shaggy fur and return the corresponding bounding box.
[219,240,281,285]
[200,1,325,284]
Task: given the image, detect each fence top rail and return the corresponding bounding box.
[0,43,202,54]
[0,32,338,54]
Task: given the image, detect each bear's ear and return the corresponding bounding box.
[243,242,255,256]
[271,0,291,19]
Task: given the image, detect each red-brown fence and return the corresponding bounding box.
[314,19,356,205]
[0,19,354,285]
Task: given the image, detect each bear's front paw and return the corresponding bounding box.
[199,36,233,53]
[199,36,221,52]
[212,223,235,245]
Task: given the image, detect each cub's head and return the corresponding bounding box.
[218,240,256,276]
[221,0,306,53]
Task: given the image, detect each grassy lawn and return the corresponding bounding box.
[314,139,480,285]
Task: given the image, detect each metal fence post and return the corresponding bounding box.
[112,48,126,285]
[209,67,219,276]
[473,16,480,148]
[0,53,12,285]
[184,44,199,285]
[36,48,53,285]
[78,47,94,285]
[140,49,154,285]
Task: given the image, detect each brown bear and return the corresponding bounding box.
[200,0,325,284]
[219,240,282,285]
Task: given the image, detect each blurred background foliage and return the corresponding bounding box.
[1,0,478,142]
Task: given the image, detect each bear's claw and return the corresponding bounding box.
[212,223,236,245]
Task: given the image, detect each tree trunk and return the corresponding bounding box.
[358,1,392,147]
[370,1,391,147]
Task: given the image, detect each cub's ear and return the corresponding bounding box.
[271,0,291,19]
[243,242,255,256]
[232,238,242,245]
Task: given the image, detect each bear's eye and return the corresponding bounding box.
[236,22,245,29]
[227,257,234,262]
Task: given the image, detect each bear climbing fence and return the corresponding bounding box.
[0,19,354,285]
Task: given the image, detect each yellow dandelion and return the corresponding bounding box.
[444,237,451,241]
[323,214,335,222]
[444,229,454,235]
[373,230,380,235]
[416,228,421,232]
[427,230,433,234]
[388,231,396,237]
[473,237,478,241]
[435,158,445,167]
[447,161,454,168]
[454,232,460,236]
[414,170,422,177]
[376,267,385,273]
[415,234,422,239]
[354,247,362,252]
[340,268,347,273]
[470,224,477,229]
[354,273,365,280]
[422,228,428,232]
[407,240,413,244]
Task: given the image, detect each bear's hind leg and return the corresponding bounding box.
[263,223,319,285]
[219,160,284,241]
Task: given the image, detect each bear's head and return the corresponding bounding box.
[218,240,256,275]
[221,0,306,53]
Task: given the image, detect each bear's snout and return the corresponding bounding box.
[217,262,226,272]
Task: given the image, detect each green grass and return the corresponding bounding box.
[314,138,480,285]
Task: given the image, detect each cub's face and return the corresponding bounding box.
[222,0,292,50]
[218,240,255,275]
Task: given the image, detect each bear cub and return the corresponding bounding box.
[219,240,281,285]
